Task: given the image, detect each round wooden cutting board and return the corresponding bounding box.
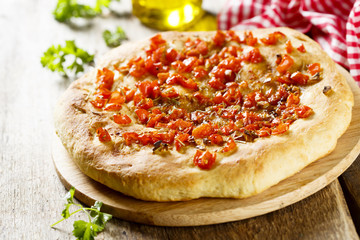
[52,66,360,226]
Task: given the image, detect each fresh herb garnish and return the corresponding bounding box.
[103,26,128,48]
[53,0,120,23]
[52,187,112,240]
[41,40,94,77]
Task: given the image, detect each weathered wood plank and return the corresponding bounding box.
[340,155,360,234]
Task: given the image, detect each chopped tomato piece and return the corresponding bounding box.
[213,30,226,47]
[90,98,107,109]
[108,91,126,104]
[150,34,166,46]
[135,109,150,124]
[272,123,289,135]
[122,132,139,145]
[243,48,263,63]
[192,66,208,79]
[147,113,164,127]
[245,31,257,46]
[290,71,309,85]
[194,92,210,105]
[96,68,114,90]
[308,63,321,75]
[192,123,212,138]
[296,105,313,118]
[193,150,216,170]
[209,77,226,90]
[221,137,237,153]
[104,103,122,111]
[94,88,112,99]
[260,31,285,45]
[208,134,223,145]
[137,80,161,99]
[161,88,179,98]
[124,89,135,102]
[175,133,190,151]
[166,48,179,62]
[114,114,132,125]
[257,127,271,137]
[96,127,111,142]
[276,54,294,74]
[286,93,300,107]
[157,72,170,84]
[297,44,306,53]
[129,57,147,78]
[285,40,293,53]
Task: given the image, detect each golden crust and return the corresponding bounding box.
[54,28,354,201]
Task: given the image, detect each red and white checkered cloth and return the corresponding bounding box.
[218,0,360,86]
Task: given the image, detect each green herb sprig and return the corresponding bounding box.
[41,40,94,77]
[53,0,120,23]
[52,187,112,240]
[103,26,128,48]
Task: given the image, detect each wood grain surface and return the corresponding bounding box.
[0,0,359,239]
[51,67,360,226]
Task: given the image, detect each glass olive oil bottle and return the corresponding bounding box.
[132,0,203,30]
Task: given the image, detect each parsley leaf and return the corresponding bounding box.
[53,0,119,23]
[41,40,94,77]
[103,27,127,48]
[52,187,112,240]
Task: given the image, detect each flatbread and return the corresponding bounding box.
[54,28,354,201]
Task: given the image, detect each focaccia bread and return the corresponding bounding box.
[54,28,354,201]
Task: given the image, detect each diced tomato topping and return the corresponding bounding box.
[243,48,263,63]
[257,127,271,137]
[124,89,135,102]
[260,31,285,45]
[150,34,166,47]
[295,105,313,118]
[209,77,226,90]
[277,54,294,74]
[213,30,226,47]
[208,134,223,145]
[308,63,321,75]
[108,91,126,104]
[168,108,186,120]
[285,40,293,53]
[166,48,179,62]
[245,31,257,46]
[129,57,147,78]
[193,150,216,170]
[161,88,179,98]
[221,137,237,152]
[90,30,317,166]
[192,66,208,79]
[192,123,213,138]
[297,44,306,53]
[94,88,112,99]
[135,109,150,124]
[175,133,190,151]
[96,127,111,142]
[90,98,107,109]
[220,120,238,135]
[104,103,122,111]
[286,93,300,107]
[272,123,289,135]
[96,68,114,90]
[122,132,139,145]
[290,72,309,85]
[114,114,132,125]
[137,80,161,99]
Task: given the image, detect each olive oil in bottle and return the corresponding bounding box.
[132,0,203,30]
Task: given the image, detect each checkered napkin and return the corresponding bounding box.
[217,0,360,86]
